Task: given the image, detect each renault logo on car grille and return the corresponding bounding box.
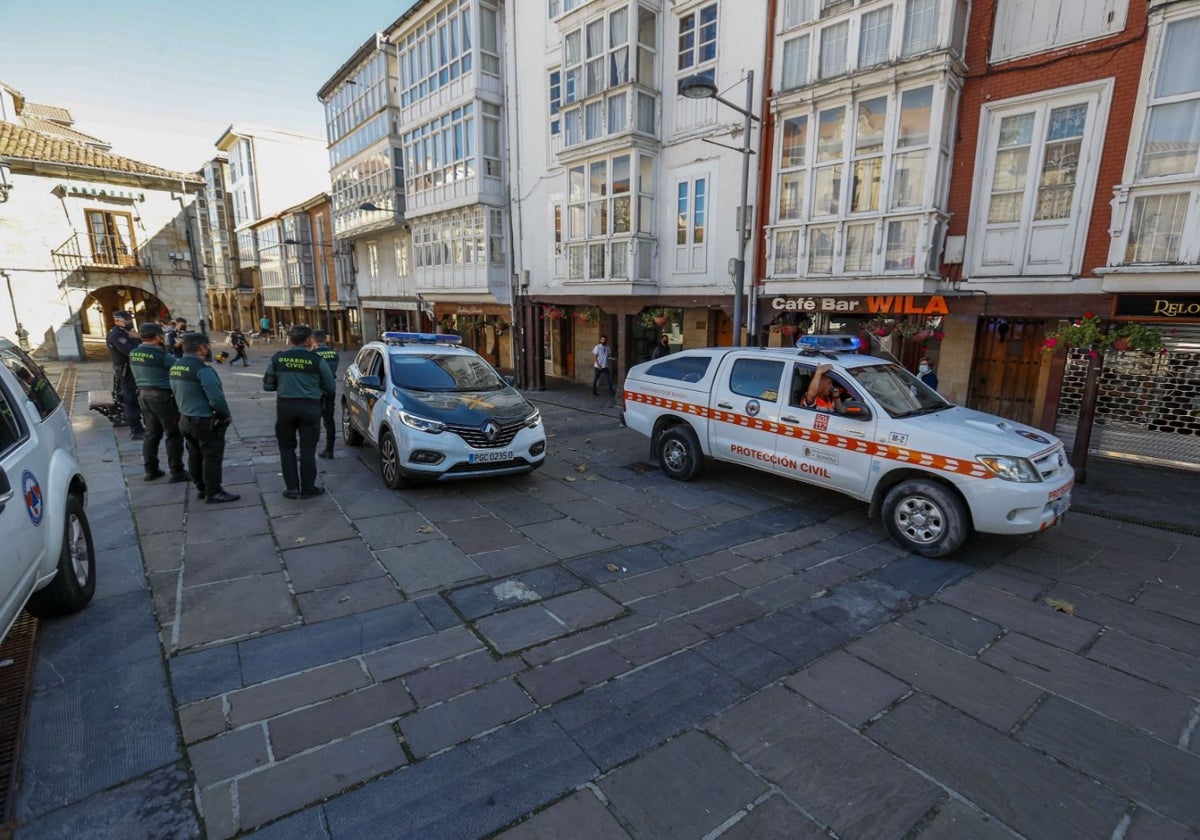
[482,421,500,442]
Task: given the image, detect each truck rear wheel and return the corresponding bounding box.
[658,426,702,481]
[882,479,968,558]
[27,493,96,618]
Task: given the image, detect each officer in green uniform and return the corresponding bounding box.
[311,330,339,459]
[170,333,240,504]
[263,325,335,499]
[129,322,187,483]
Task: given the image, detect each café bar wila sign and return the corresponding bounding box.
[771,295,950,315]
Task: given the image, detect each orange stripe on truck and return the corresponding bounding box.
[625,390,994,480]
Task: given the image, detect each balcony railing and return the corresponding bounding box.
[52,232,140,271]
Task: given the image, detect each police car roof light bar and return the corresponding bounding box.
[382,332,463,345]
[795,334,862,352]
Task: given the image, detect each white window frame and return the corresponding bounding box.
[673,171,711,273]
[966,80,1114,278]
[678,2,719,88]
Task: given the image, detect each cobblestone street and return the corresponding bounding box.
[14,356,1200,839]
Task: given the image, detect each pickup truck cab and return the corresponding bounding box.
[622,340,1074,557]
[0,338,95,642]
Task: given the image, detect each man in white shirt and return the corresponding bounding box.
[592,335,615,396]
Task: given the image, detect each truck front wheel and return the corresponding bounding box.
[658,426,702,481]
[881,479,968,558]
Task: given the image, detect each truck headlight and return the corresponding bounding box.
[977,455,1040,482]
[524,407,542,429]
[399,410,445,434]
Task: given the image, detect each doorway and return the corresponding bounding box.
[967,317,1047,426]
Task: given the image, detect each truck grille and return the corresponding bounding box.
[1034,444,1069,481]
[446,419,525,449]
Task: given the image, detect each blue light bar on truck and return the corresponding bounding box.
[382,332,463,345]
[795,334,862,352]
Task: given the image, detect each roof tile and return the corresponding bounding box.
[0,119,202,184]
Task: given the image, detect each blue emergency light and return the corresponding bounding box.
[382,332,463,345]
[795,334,862,352]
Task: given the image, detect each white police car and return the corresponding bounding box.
[342,333,546,488]
[0,338,95,643]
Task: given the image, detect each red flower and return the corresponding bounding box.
[1083,311,1094,319]
[1044,337,1058,349]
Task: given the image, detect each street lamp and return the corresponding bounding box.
[283,238,336,338]
[680,70,759,347]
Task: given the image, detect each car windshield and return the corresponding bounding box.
[389,353,506,392]
[846,362,951,418]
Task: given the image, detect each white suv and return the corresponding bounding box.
[341,333,546,488]
[0,338,95,642]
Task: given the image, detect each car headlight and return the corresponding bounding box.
[524,406,542,429]
[977,455,1041,482]
[399,410,446,434]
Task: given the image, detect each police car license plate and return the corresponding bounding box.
[469,450,513,464]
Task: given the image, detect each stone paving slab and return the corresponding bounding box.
[405,650,526,707]
[719,794,828,839]
[181,534,280,587]
[518,517,618,559]
[378,539,485,595]
[786,650,909,726]
[868,694,1127,839]
[599,730,768,838]
[473,543,560,577]
[176,572,299,649]
[268,679,415,761]
[938,577,1101,651]
[1018,695,1200,831]
[494,789,628,840]
[1086,628,1200,696]
[362,625,483,682]
[705,685,942,840]
[447,566,585,619]
[850,623,1042,732]
[183,504,272,543]
[296,577,407,622]
[915,799,1016,840]
[439,514,528,555]
[896,601,1002,655]
[323,714,598,839]
[270,510,360,547]
[400,678,536,757]
[188,724,270,787]
[980,631,1194,741]
[282,538,385,592]
[518,645,633,705]
[354,511,440,551]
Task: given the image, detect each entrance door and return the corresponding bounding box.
[967,317,1047,425]
[714,310,733,346]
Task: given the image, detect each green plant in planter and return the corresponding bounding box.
[575,306,599,326]
[1043,312,1163,356]
[638,307,668,328]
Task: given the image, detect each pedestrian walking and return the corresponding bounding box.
[169,318,188,359]
[263,325,336,499]
[311,329,339,459]
[230,329,249,366]
[592,334,615,396]
[170,333,239,504]
[650,334,672,360]
[128,322,187,483]
[259,314,271,343]
[106,310,145,440]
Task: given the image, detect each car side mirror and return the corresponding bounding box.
[840,399,872,420]
[359,374,382,391]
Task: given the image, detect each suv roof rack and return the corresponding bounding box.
[382,332,463,346]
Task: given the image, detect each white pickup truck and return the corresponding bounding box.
[621,340,1074,557]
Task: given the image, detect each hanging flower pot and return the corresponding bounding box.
[653,316,667,326]
[779,325,800,337]
[875,327,891,338]
[912,329,932,342]
[1111,337,1132,352]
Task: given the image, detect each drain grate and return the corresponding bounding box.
[0,612,40,830]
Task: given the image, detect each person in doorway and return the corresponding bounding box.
[128,322,187,483]
[170,333,239,504]
[592,335,615,396]
[311,329,339,458]
[230,329,249,366]
[106,310,145,440]
[651,334,672,360]
[917,357,939,391]
[170,319,188,358]
[263,325,336,499]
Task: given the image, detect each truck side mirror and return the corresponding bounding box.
[359,374,382,391]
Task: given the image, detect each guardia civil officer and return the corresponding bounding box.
[311,330,339,459]
[263,325,335,499]
[106,311,145,439]
[128,322,188,483]
[170,333,239,504]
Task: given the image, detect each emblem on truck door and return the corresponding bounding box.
[745,399,761,417]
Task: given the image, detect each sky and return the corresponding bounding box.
[1,0,415,173]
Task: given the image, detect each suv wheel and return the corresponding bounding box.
[658,425,703,481]
[378,429,407,489]
[342,400,363,446]
[27,493,96,617]
[882,479,968,558]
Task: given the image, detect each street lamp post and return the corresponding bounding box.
[680,71,759,347]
